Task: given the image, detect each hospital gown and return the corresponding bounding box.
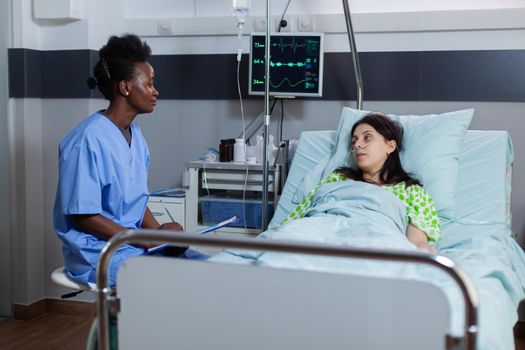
[283,172,441,243]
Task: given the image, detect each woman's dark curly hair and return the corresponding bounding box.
[87,34,151,100]
[336,113,421,186]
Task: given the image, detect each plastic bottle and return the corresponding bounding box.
[233,138,246,162]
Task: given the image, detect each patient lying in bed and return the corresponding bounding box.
[210,113,524,350]
[280,113,438,253]
[215,113,439,269]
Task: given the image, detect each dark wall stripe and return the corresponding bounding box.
[41,50,95,98]
[150,54,243,100]
[326,52,422,101]
[8,48,525,102]
[9,49,42,98]
[420,50,525,102]
[9,49,102,99]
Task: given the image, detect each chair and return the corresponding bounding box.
[51,266,95,299]
[51,266,99,349]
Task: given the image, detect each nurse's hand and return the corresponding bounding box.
[158,222,184,232]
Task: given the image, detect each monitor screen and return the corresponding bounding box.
[248,32,324,98]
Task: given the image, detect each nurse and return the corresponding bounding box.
[53,34,205,287]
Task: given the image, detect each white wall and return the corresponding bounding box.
[7,0,525,309]
[10,99,46,304]
[124,0,525,17]
[0,0,12,318]
[11,0,126,50]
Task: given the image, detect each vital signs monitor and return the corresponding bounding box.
[248,32,324,98]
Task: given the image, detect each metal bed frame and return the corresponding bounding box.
[95,230,479,350]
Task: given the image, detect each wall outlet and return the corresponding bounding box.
[254,17,284,32]
[277,16,294,32]
[298,15,314,32]
[254,17,267,32]
[157,19,173,35]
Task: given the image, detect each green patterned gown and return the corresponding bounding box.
[283,172,441,244]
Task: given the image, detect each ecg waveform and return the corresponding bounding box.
[270,61,305,68]
[252,78,317,90]
[253,59,306,67]
[253,59,318,69]
[255,38,318,54]
[271,37,307,53]
[270,78,306,88]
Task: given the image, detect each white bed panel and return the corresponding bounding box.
[117,257,451,350]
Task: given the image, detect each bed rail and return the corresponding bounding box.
[96,231,478,350]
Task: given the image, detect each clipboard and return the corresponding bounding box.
[146,216,240,255]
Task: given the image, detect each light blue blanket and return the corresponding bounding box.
[212,180,524,350]
[437,222,525,350]
[215,180,418,265]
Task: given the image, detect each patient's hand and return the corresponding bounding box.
[158,222,184,232]
[416,243,437,254]
[407,225,437,254]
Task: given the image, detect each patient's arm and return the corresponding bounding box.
[406,224,437,253]
[282,172,347,225]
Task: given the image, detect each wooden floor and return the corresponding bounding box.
[0,313,523,349]
[0,314,93,350]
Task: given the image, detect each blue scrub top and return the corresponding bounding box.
[54,112,150,287]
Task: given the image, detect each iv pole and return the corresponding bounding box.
[261,0,271,230]
[342,0,363,110]
[260,0,363,230]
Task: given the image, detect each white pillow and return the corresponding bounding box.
[294,107,474,220]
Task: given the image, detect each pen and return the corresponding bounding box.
[146,199,177,255]
[159,199,175,223]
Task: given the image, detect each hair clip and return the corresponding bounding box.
[102,59,111,79]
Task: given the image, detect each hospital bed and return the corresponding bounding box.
[94,125,524,350]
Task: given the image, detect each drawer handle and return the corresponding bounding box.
[151,212,164,216]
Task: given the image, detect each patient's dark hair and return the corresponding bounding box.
[336,113,421,186]
[86,34,152,100]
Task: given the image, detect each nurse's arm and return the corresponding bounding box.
[141,207,161,229]
[72,214,156,249]
[142,207,184,232]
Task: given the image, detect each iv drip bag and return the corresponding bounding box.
[232,0,250,28]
